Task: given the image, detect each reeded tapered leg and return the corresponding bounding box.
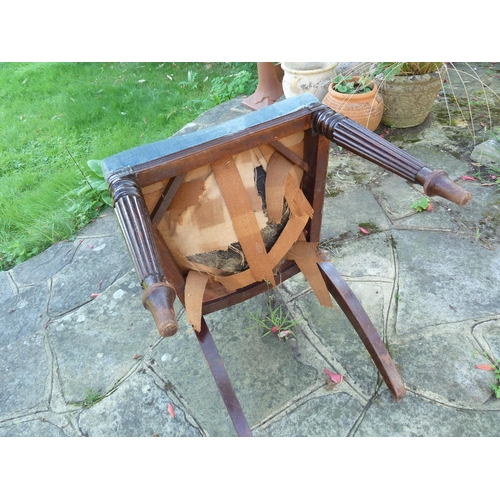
[108,174,178,337]
[312,106,471,206]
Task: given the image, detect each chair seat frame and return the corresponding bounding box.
[103,94,470,436]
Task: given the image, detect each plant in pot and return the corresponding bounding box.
[371,62,446,128]
[322,73,384,131]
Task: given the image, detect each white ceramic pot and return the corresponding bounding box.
[281,62,338,101]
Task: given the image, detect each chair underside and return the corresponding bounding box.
[103,95,470,436]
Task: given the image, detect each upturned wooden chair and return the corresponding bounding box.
[102,94,471,436]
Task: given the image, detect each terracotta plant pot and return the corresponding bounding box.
[374,66,445,128]
[322,77,384,131]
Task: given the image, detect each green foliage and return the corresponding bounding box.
[372,62,443,80]
[478,352,500,398]
[491,361,500,398]
[332,74,373,94]
[0,62,257,271]
[2,241,40,268]
[210,63,258,104]
[411,197,432,212]
[80,388,102,408]
[178,70,201,90]
[69,159,112,207]
[0,166,82,268]
[249,292,300,341]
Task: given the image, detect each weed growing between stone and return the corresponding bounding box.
[75,388,103,408]
[492,362,500,398]
[249,289,301,341]
[476,355,500,398]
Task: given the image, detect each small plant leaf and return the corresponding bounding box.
[324,368,343,384]
[411,197,431,212]
[87,159,104,176]
[89,179,108,191]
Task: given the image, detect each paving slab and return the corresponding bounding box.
[77,368,202,437]
[370,172,434,222]
[391,321,499,406]
[48,233,133,317]
[0,416,68,437]
[0,323,51,419]
[9,240,78,286]
[322,232,396,280]
[46,270,159,404]
[321,186,391,242]
[394,230,500,334]
[473,319,500,360]
[0,279,52,419]
[355,390,500,437]
[0,272,14,303]
[288,287,380,397]
[254,391,365,437]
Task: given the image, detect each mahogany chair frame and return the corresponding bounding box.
[102,94,470,436]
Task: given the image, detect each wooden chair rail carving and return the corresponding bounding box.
[103,94,471,436]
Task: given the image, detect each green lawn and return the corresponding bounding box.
[0,62,257,270]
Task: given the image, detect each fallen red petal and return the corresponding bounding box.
[358,226,370,235]
[324,368,343,384]
[475,364,495,371]
[90,293,100,298]
[427,203,434,211]
[278,330,291,338]
[271,325,279,333]
[168,403,175,418]
[461,175,476,181]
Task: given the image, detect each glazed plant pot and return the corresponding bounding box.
[374,66,445,128]
[281,62,338,102]
[322,78,384,131]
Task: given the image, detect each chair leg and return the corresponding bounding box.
[195,318,253,436]
[318,261,406,402]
